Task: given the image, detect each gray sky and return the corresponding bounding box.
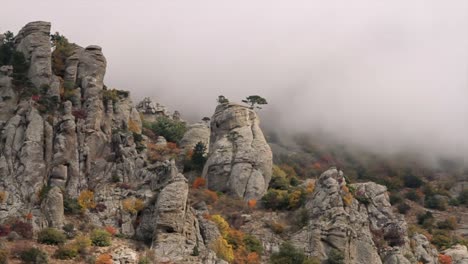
[2,0,468,159]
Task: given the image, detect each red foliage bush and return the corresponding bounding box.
[192,177,206,189]
[72,109,87,119]
[11,220,33,239]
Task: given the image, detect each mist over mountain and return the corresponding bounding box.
[2,0,468,161]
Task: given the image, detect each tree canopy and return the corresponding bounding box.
[242,95,268,109]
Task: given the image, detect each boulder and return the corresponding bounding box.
[443,245,468,264]
[179,123,210,153]
[202,103,272,200]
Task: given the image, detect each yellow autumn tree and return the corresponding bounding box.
[211,214,230,238]
[211,237,234,263]
[122,197,145,215]
[78,190,96,210]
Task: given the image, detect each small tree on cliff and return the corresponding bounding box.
[217,95,229,104]
[242,95,267,109]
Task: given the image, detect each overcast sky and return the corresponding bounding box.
[2,0,468,159]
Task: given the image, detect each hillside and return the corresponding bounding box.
[0,21,466,264]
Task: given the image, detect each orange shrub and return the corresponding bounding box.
[247,199,257,209]
[192,177,206,189]
[438,254,452,264]
[95,253,113,264]
[246,252,260,264]
[24,213,33,221]
[203,190,219,204]
[306,182,315,193]
[105,226,117,236]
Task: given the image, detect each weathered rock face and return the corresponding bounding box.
[41,186,64,228]
[150,161,204,260]
[0,65,17,122]
[412,234,440,264]
[179,123,210,153]
[291,168,410,264]
[14,21,52,89]
[137,97,171,122]
[443,245,468,264]
[202,103,273,200]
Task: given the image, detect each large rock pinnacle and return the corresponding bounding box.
[202,103,273,200]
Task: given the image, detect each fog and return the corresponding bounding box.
[2,0,468,160]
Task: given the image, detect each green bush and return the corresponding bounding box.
[64,197,82,215]
[243,234,263,254]
[327,248,344,264]
[146,116,187,143]
[37,228,66,245]
[403,174,423,188]
[19,247,48,264]
[432,230,454,250]
[405,190,421,202]
[424,195,447,211]
[90,229,111,247]
[397,203,411,214]
[270,242,313,264]
[459,189,468,205]
[54,245,78,260]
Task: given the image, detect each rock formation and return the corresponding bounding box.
[179,122,210,153]
[292,168,410,264]
[202,103,273,200]
[137,97,171,122]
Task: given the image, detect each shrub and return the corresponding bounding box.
[425,195,447,211]
[0,225,10,237]
[398,203,411,214]
[91,229,111,247]
[147,116,187,143]
[122,197,145,215]
[0,191,6,203]
[184,142,207,172]
[438,254,452,264]
[11,220,33,239]
[269,221,286,235]
[270,241,311,264]
[211,215,230,238]
[405,189,422,202]
[262,189,289,210]
[210,237,234,263]
[247,199,257,209]
[432,230,453,250]
[417,211,435,229]
[19,247,48,264]
[389,192,403,205]
[54,245,78,260]
[458,189,468,205]
[63,196,82,215]
[192,177,206,189]
[403,174,423,188]
[437,217,458,230]
[37,228,66,245]
[95,253,113,264]
[104,226,118,236]
[327,248,345,264]
[78,190,96,210]
[0,248,8,264]
[63,223,76,239]
[243,234,263,254]
[72,235,92,254]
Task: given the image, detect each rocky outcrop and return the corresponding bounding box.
[443,245,468,264]
[291,168,410,264]
[41,186,64,228]
[14,21,52,89]
[150,161,204,260]
[137,97,171,122]
[0,65,16,122]
[179,123,210,153]
[412,234,440,264]
[202,103,273,200]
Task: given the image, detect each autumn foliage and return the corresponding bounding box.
[438,254,452,264]
[247,199,257,209]
[95,253,113,264]
[78,190,96,210]
[192,177,206,189]
[105,226,118,236]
